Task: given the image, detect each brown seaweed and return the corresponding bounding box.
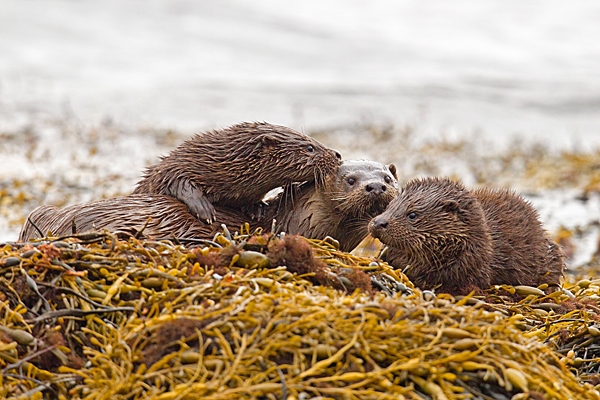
[0,228,598,399]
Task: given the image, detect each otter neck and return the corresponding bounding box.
[275,184,340,240]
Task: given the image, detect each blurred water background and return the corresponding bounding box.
[1,0,599,148]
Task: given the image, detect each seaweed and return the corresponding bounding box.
[0,228,598,399]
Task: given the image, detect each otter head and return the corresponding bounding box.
[369,176,493,273]
[244,123,342,189]
[326,160,398,218]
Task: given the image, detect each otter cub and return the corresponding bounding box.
[133,121,342,224]
[369,177,564,295]
[275,160,398,252]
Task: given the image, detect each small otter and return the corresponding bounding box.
[20,161,397,252]
[369,177,565,295]
[133,121,342,223]
[19,195,261,241]
[275,160,398,252]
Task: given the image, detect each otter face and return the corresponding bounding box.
[288,137,342,186]
[224,123,342,195]
[330,160,399,217]
[369,177,477,263]
[258,129,342,187]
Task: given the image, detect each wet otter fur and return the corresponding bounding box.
[18,195,260,241]
[369,176,565,295]
[20,161,397,252]
[274,160,398,252]
[133,121,342,223]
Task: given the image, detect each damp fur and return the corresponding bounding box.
[369,176,565,295]
[133,121,342,223]
[20,160,397,251]
[273,159,399,252]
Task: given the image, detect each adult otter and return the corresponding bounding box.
[133,121,342,224]
[20,161,397,253]
[274,160,398,252]
[369,177,565,295]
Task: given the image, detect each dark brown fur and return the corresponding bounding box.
[20,161,397,252]
[133,121,342,223]
[274,160,398,252]
[18,195,260,241]
[369,177,565,295]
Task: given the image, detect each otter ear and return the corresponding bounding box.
[254,134,278,149]
[387,164,398,179]
[442,200,460,214]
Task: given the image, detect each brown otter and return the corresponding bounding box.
[133,121,342,224]
[19,195,257,241]
[369,176,565,295]
[20,161,398,253]
[274,160,398,252]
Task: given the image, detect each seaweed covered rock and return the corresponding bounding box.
[0,229,598,399]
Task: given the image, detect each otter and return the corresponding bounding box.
[274,160,398,252]
[18,195,257,241]
[133,121,342,224]
[20,161,398,253]
[369,177,565,295]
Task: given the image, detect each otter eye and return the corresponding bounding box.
[347,178,356,186]
[306,145,315,153]
[407,212,417,220]
[384,175,392,184]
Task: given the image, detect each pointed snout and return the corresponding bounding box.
[369,215,390,237]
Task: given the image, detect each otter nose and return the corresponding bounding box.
[371,216,389,230]
[334,150,342,160]
[365,182,386,195]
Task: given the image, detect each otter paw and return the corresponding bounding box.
[186,198,217,225]
[169,181,217,224]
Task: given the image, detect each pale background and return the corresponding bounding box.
[1,0,599,146]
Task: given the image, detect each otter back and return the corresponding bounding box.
[19,195,271,242]
[473,187,564,287]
